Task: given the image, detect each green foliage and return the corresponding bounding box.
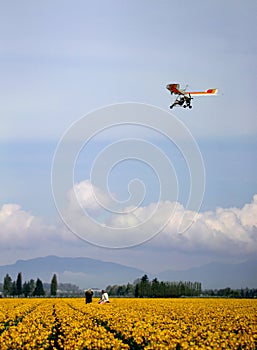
[50,274,58,296]
[136,277,202,298]
[33,278,45,296]
[16,272,22,296]
[3,274,12,296]
[22,279,35,297]
[1,270,83,297]
[11,281,17,296]
[107,275,202,298]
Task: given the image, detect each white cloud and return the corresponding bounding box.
[70,180,111,211]
[64,180,257,256]
[0,203,73,247]
[1,182,256,261]
[0,204,34,233]
[160,195,257,256]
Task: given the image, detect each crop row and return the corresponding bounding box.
[77,298,257,349]
[0,298,256,349]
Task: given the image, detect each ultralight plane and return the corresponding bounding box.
[166,83,218,109]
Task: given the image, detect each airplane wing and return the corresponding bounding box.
[166,84,218,96]
[185,88,218,96]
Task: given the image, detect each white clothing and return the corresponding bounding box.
[101,292,109,302]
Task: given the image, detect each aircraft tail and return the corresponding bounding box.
[166,83,181,94]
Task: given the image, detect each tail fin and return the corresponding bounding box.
[166,83,181,94]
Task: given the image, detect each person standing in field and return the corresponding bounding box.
[99,290,109,304]
[85,289,93,304]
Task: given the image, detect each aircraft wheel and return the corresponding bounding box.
[183,105,187,108]
[189,106,192,109]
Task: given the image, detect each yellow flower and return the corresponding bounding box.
[0,297,257,349]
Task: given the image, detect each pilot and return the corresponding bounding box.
[178,97,185,106]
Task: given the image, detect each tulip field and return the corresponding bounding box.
[0,298,256,349]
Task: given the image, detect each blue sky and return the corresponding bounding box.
[1,1,257,279]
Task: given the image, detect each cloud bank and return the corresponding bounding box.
[0,204,73,248]
[1,181,256,261]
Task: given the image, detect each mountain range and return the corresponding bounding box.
[158,260,257,290]
[0,256,144,290]
[0,255,256,290]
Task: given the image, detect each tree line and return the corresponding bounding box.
[1,272,58,297]
[2,272,255,298]
[106,274,202,298]
[106,275,257,299]
[202,287,257,298]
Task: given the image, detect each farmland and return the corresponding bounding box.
[0,298,256,349]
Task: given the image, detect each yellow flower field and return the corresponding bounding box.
[0,298,256,349]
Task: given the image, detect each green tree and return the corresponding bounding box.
[151,278,159,297]
[3,274,12,296]
[29,279,35,294]
[139,274,150,297]
[33,278,45,296]
[126,283,135,296]
[107,284,119,296]
[23,281,30,297]
[16,272,22,297]
[117,285,126,296]
[135,283,139,297]
[23,279,35,297]
[50,274,58,296]
[11,281,17,296]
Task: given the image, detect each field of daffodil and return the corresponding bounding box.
[0,298,256,349]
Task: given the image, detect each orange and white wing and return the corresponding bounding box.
[186,88,218,96]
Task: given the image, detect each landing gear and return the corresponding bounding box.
[185,101,192,109]
[184,96,192,109]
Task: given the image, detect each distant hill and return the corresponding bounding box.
[0,255,145,290]
[157,260,257,289]
[0,256,256,291]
